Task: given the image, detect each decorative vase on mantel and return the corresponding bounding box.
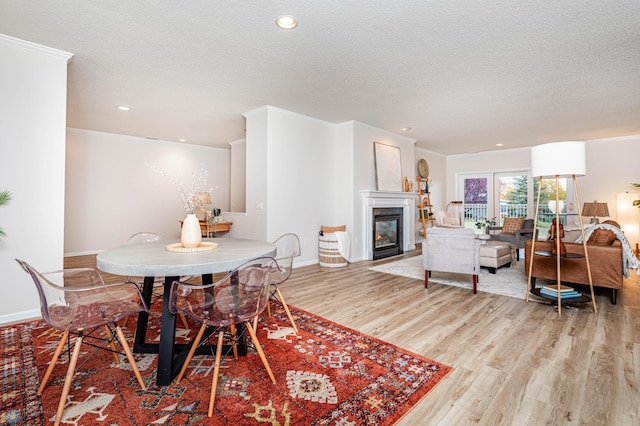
[181,213,202,248]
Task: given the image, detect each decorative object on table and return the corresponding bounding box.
[180,213,202,248]
[475,217,496,244]
[208,208,223,237]
[146,163,212,248]
[373,142,402,191]
[528,141,596,315]
[539,284,583,300]
[2,302,452,425]
[165,241,218,252]
[581,201,609,224]
[0,190,11,239]
[475,217,497,233]
[547,217,567,256]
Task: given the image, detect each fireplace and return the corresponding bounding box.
[361,190,417,261]
[372,208,403,260]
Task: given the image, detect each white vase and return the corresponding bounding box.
[181,213,202,248]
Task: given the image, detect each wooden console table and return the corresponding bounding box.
[179,220,233,237]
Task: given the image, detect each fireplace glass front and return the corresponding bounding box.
[373,207,403,260]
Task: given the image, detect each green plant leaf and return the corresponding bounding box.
[0,190,11,238]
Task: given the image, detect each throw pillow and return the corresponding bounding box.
[587,228,617,245]
[501,217,525,235]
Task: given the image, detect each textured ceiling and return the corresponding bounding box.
[1,1,639,154]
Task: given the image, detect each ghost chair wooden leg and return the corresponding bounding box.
[104,325,121,365]
[169,257,280,417]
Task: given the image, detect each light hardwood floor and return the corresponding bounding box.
[66,252,640,425]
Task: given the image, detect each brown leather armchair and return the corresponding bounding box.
[524,239,623,304]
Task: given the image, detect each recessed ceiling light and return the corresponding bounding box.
[496,143,504,147]
[117,105,130,111]
[401,127,412,132]
[179,138,187,143]
[276,15,298,29]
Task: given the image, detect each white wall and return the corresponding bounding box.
[65,129,230,254]
[242,106,344,264]
[0,36,72,322]
[578,136,640,221]
[229,138,246,212]
[242,108,419,264]
[351,122,417,260]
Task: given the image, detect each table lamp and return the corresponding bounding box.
[195,191,212,221]
[528,141,596,314]
[581,201,609,224]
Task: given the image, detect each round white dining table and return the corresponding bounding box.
[97,237,276,277]
[97,237,277,386]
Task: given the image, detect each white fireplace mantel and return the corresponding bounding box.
[361,190,418,260]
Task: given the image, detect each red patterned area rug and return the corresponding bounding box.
[1,305,452,425]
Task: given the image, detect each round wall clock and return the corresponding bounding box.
[418,158,429,179]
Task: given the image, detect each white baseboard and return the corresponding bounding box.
[0,309,41,326]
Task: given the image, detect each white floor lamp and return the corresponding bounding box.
[526,141,597,315]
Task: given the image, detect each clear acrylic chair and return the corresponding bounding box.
[260,233,301,332]
[16,259,148,426]
[125,232,190,329]
[169,257,279,417]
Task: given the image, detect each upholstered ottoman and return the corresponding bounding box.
[479,241,512,273]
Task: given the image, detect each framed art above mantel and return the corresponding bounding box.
[373,142,402,191]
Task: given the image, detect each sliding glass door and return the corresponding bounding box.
[494,172,530,225]
[459,171,533,232]
[457,171,579,239]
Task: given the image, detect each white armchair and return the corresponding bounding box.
[422,227,481,293]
